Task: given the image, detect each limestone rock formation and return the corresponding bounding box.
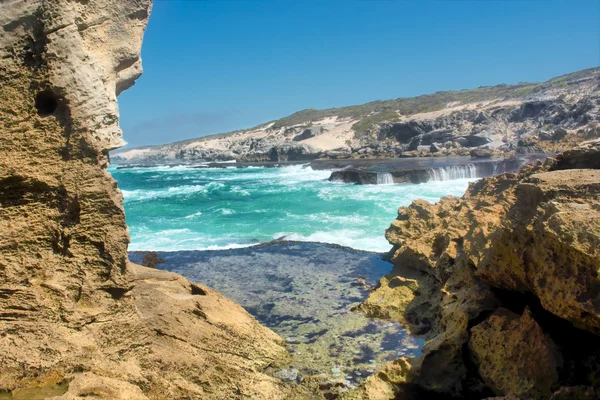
[357,141,600,398]
[112,68,600,165]
[0,1,293,399]
[469,308,561,399]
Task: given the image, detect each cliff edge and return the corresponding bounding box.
[353,140,600,399]
[0,1,293,399]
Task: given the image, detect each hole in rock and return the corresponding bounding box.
[34,89,58,116]
[190,283,207,296]
[101,287,131,300]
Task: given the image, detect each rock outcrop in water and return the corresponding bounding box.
[0,2,294,399]
[328,157,525,185]
[353,141,600,399]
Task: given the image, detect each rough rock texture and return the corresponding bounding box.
[469,308,562,399]
[357,142,600,398]
[0,1,294,399]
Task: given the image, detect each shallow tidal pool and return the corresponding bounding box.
[130,241,424,386]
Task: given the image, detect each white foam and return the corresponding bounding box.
[122,182,224,202]
[273,230,391,252]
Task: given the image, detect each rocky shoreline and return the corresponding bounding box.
[111,67,599,166]
[350,140,600,399]
[2,1,600,400]
[129,242,423,395]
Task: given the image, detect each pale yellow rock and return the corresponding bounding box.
[357,150,600,398]
[0,1,293,399]
[469,308,562,399]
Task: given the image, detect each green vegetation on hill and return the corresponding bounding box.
[114,67,598,153]
[270,67,598,136]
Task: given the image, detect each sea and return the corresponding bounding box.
[109,163,474,253]
[109,161,477,382]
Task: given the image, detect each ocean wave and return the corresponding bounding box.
[183,211,203,219]
[230,186,251,196]
[128,227,257,251]
[272,230,391,252]
[118,165,474,253]
[122,182,224,201]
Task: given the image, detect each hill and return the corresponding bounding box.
[112,67,600,163]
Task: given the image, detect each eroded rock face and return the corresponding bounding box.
[357,142,600,398]
[0,1,292,399]
[469,308,562,399]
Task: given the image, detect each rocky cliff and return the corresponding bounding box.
[112,68,600,164]
[351,140,600,399]
[0,2,295,399]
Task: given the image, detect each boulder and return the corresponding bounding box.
[469,308,562,399]
[470,148,494,159]
[430,143,443,153]
[293,126,324,141]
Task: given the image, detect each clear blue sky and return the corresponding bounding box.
[118,0,600,147]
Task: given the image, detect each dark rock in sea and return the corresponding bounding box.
[329,169,379,184]
[327,156,531,185]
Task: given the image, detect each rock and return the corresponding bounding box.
[232,138,320,162]
[470,148,494,159]
[469,308,562,399]
[550,386,599,400]
[325,147,352,159]
[358,148,600,397]
[430,143,443,153]
[0,2,293,399]
[552,142,600,170]
[274,369,300,383]
[329,169,378,184]
[293,126,324,141]
[455,137,469,147]
[461,135,493,147]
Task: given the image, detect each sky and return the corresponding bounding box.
[118,0,600,148]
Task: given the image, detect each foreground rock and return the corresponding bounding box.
[0,2,296,399]
[354,143,600,399]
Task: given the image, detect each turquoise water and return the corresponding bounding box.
[109,164,473,252]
